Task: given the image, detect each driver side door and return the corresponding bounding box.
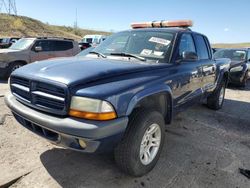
[172,33,203,108]
[30,40,53,63]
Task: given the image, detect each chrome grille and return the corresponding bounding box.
[10,76,68,115]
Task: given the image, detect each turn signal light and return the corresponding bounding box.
[69,109,117,121]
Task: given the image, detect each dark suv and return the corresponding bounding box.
[214,48,250,86]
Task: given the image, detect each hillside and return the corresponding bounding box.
[0,13,111,40]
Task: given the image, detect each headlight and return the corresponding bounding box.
[69,96,117,120]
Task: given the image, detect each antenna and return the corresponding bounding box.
[0,0,17,15]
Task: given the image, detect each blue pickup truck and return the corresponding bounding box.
[5,20,230,176]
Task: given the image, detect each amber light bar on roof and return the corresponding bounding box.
[131,20,193,29]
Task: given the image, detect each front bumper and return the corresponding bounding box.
[5,93,129,153]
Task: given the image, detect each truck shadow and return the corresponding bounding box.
[39,82,250,187]
[227,79,250,91]
[0,79,7,84]
[40,147,173,188]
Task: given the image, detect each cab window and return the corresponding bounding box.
[194,35,209,60]
[178,33,196,57]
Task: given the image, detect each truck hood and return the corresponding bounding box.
[0,48,26,62]
[0,48,20,53]
[12,57,168,86]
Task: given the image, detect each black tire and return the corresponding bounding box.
[207,79,226,110]
[114,109,165,177]
[6,62,24,78]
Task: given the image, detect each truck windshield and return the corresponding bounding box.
[92,31,174,63]
[214,49,247,61]
[10,38,34,50]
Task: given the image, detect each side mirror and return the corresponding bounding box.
[35,46,42,52]
[182,51,198,61]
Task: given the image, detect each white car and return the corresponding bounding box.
[81,35,106,46]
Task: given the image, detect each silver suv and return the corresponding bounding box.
[0,37,80,78]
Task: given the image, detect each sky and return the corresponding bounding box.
[9,0,250,43]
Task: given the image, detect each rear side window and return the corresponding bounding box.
[178,33,196,57]
[194,35,209,60]
[53,41,73,51]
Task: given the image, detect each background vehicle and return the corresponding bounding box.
[214,48,250,86]
[76,46,95,56]
[78,41,91,50]
[212,48,220,53]
[0,37,80,78]
[0,37,20,48]
[81,34,106,47]
[5,20,230,176]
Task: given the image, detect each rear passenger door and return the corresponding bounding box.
[194,34,216,91]
[51,40,74,58]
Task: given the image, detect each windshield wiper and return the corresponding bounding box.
[109,52,146,61]
[89,51,106,58]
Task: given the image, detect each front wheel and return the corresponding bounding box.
[114,109,165,176]
[207,80,226,110]
[7,62,24,78]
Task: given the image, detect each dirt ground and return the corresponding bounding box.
[0,79,250,188]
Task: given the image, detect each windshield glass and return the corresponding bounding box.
[9,38,34,50]
[214,49,247,61]
[91,31,174,63]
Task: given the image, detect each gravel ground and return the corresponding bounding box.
[0,79,249,188]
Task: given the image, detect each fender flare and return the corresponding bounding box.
[125,84,173,123]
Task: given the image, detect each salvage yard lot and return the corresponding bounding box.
[0,80,250,188]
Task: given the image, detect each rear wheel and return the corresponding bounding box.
[207,79,226,110]
[114,109,165,176]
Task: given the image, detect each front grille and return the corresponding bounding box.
[14,113,59,142]
[10,76,68,115]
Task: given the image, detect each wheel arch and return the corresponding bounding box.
[126,85,173,124]
[9,60,28,66]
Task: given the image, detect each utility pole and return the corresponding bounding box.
[74,8,78,29]
[0,0,17,15]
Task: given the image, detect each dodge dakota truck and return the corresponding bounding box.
[5,20,230,176]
